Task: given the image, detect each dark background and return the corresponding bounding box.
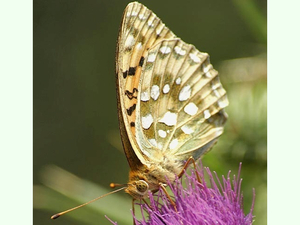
[34,0,267,224]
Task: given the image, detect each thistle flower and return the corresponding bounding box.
[108,162,255,225]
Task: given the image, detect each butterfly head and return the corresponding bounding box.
[125,180,149,199]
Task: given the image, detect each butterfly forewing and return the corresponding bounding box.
[117,2,176,166]
[117,2,228,169]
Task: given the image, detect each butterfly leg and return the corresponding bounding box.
[178,156,202,183]
[159,183,178,212]
[142,198,152,209]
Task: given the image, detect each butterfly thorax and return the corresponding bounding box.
[125,155,183,199]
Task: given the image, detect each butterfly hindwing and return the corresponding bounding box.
[136,39,228,162]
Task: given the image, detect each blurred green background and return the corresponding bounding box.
[34,0,267,224]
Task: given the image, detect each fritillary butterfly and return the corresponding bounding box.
[51,1,229,220]
[116,2,228,199]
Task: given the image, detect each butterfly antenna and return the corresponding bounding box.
[51,186,127,219]
[110,182,127,188]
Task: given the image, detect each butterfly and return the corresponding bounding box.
[51,1,228,220]
[116,1,228,200]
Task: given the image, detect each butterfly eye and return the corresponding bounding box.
[135,180,149,193]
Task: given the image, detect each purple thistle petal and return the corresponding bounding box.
[131,162,255,225]
[105,215,118,225]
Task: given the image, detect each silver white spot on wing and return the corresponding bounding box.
[184,102,198,116]
[125,35,135,48]
[181,125,194,134]
[159,111,177,126]
[203,64,211,73]
[169,139,179,150]
[160,46,172,54]
[204,110,211,119]
[214,90,221,98]
[203,64,213,78]
[205,71,212,78]
[211,83,218,90]
[136,42,142,49]
[179,85,191,101]
[175,77,181,85]
[158,129,167,138]
[156,25,164,35]
[189,53,201,63]
[163,84,170,94]
[148,139,157,147]
[150,85,160,100]
[138,13,147,20]
[141,91,150,102]
[142,114,153,129]
[147,19,154,27]
[131,11,138,16]
[147,53,156,63]
[174,46,186,56]
[218,100,227,108]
